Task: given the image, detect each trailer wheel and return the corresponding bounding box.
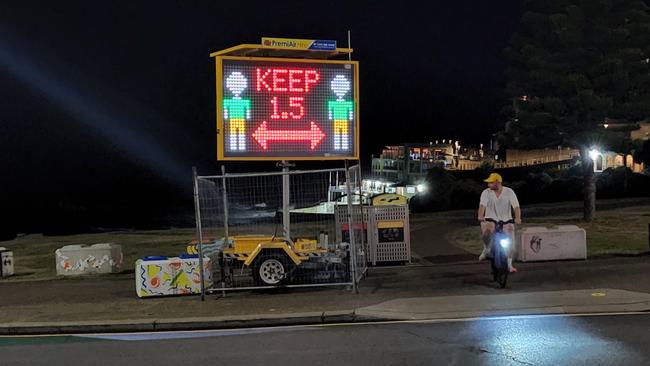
[252,253,293,286]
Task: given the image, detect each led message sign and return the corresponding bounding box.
[215,57,359,160]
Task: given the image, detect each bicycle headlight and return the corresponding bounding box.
[499,238,511,248]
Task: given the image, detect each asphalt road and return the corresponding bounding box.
[2,313,649,365]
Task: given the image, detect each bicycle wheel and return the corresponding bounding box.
[496,268,508,288]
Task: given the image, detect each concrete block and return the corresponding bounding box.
[55,243,123,275]
[518,226,587,262]
[0,247,14,277]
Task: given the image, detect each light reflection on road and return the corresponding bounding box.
[468,316,637,365]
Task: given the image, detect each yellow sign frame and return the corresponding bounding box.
[213,55,360,161]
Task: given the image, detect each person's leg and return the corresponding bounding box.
[235,120,245,150]
[504,223,517,272]
[341,121,349,150]
[334,120,344,150]
[479,221,495,260]
[228,120,237,150]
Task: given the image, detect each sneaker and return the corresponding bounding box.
[509,266,518,273]
[478,249,488,261]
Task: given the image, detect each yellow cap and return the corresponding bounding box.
[484,173,503,183]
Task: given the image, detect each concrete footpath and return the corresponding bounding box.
[357,288,650,320]
[1,256,650,335]
[3,288,650,335]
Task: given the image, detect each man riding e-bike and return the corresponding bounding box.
[477,173,522,273]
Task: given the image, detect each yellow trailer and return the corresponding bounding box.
[188,235,346,286]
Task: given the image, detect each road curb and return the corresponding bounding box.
[3,306,650,336]
[0,311,389,336]
[0,320,156,336]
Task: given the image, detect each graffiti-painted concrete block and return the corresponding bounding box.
[518,226,587,262]
[55,243,123,275]
[0,247,14,277]
[135,255,212,298]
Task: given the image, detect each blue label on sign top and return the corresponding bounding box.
[309,40,337,51]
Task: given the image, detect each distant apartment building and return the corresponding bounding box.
[371,142,485,183]
[585,120,648,172]
[371,142,645,183]
[496,148,581,169]
[371,143,453,183]
[501,147,645,173]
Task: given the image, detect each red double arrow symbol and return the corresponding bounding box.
[252,121,325,150]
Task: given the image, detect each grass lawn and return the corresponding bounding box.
[2,203,648,282]
[0,229,198,282]
[0,221,322,282]
[448,205,650,257]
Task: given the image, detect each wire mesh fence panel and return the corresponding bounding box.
[193,168,357,291]
[334,204,369,283]
[195,178,225,241]
[345,164,368,283]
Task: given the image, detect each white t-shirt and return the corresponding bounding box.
[479,186,520,221]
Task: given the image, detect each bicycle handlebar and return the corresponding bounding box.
[484,218,516,225]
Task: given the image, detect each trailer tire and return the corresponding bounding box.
[252,253,293,286]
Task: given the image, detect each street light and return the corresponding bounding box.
[589,148,601,161]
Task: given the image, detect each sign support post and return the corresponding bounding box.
[278,160,293,242]
[344,159,358,293]
[192,167,206,301]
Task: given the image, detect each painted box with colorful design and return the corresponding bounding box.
[135,255,213,298]
[55,243,123,275]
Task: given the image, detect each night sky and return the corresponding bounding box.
[1,1,523,235]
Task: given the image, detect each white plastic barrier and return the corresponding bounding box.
[518,226,587,262]
[0,247,14,277]
[55,243,123,275]
[135,255,212,298]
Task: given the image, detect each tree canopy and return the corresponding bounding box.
[502,0,650,151]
